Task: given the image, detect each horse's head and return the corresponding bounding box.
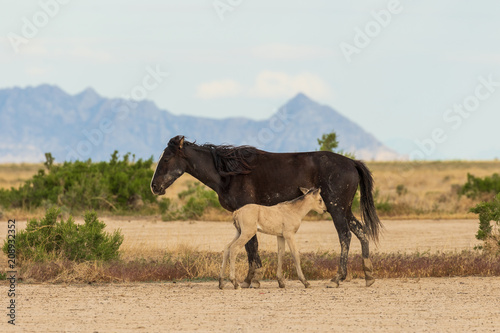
[151,135,188,195]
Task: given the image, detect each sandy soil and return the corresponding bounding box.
[1,277,499,332]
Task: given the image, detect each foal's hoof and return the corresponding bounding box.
[365,278,376,287]
[240,281,251,288]
[218,278,226,290]
[230,279,240,290]
[250,280,261,289]
[304,281,311,288]
[278,279,285,288]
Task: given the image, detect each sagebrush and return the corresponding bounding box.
[0,151,156,212]
[470,192,500,254]
[162,182,225,220]
[2,207,123,261]
[461,173,500,198]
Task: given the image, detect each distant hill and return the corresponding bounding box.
[0,85,399,162]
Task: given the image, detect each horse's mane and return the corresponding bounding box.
[180,138,264,176]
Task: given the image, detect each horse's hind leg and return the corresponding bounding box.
[327,209,352,288]
[285,234,310,288]
[219,230,240,289]
[348,216,375,287]
[241,235,263,289]
[276,236,286,288]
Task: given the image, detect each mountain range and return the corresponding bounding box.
[0,84,400,163]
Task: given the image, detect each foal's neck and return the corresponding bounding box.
[287,196,313,218]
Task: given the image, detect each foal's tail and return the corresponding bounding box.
[354,160,383,243]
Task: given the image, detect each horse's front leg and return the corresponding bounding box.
[241,235,263,288]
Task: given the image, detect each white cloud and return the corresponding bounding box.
[196,79,243,99]
[249,71,332,99]
[196,71,332,100]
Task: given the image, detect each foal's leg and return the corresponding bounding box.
[219,230,240,289]
[348,216,375,287]
[276,236,286,288]
[284,234,310,288]
[328,208,352,288]
[229,232,255,289]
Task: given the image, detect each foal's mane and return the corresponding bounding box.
[185,139,264,176]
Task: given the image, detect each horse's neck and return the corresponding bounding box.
[185,147,222,193]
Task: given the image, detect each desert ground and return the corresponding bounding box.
[3,277,499,332]
[2,218,500,332]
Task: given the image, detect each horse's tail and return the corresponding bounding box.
[354,160,383,243]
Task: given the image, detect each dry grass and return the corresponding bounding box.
[0,163,43,189]
[368,160,500,219]
[14,248,500,283]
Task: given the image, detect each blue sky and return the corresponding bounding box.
[1,0,499,159]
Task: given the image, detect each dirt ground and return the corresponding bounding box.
[1,277,499,332]
[2,218,498,332]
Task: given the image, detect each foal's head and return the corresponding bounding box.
[151,135,188,195]
[300,187,327,214]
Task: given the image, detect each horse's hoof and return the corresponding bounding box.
[234,284,241,290]
[240,281,251,288]
[278,279,285,288]
[304,281,311,288]
[366,278,375,287]
[218,278,226,289]
[326,281,340,288]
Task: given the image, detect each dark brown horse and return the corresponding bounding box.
[151,135,382,288]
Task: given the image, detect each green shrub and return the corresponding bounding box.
[396,184,407,196]
[163,182,223,220]
[0,151,156,213]
[470,193,500,254]
[460,173,500,198]
[158,198,171,214]
[2,207,123,261]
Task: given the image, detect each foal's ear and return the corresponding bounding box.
[299,187,310,194]
[179,136,184,149]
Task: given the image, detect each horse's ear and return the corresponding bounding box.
[299,187,309,194]
[179,136,184,149]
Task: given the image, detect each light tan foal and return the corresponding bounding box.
[219,188,327,289]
